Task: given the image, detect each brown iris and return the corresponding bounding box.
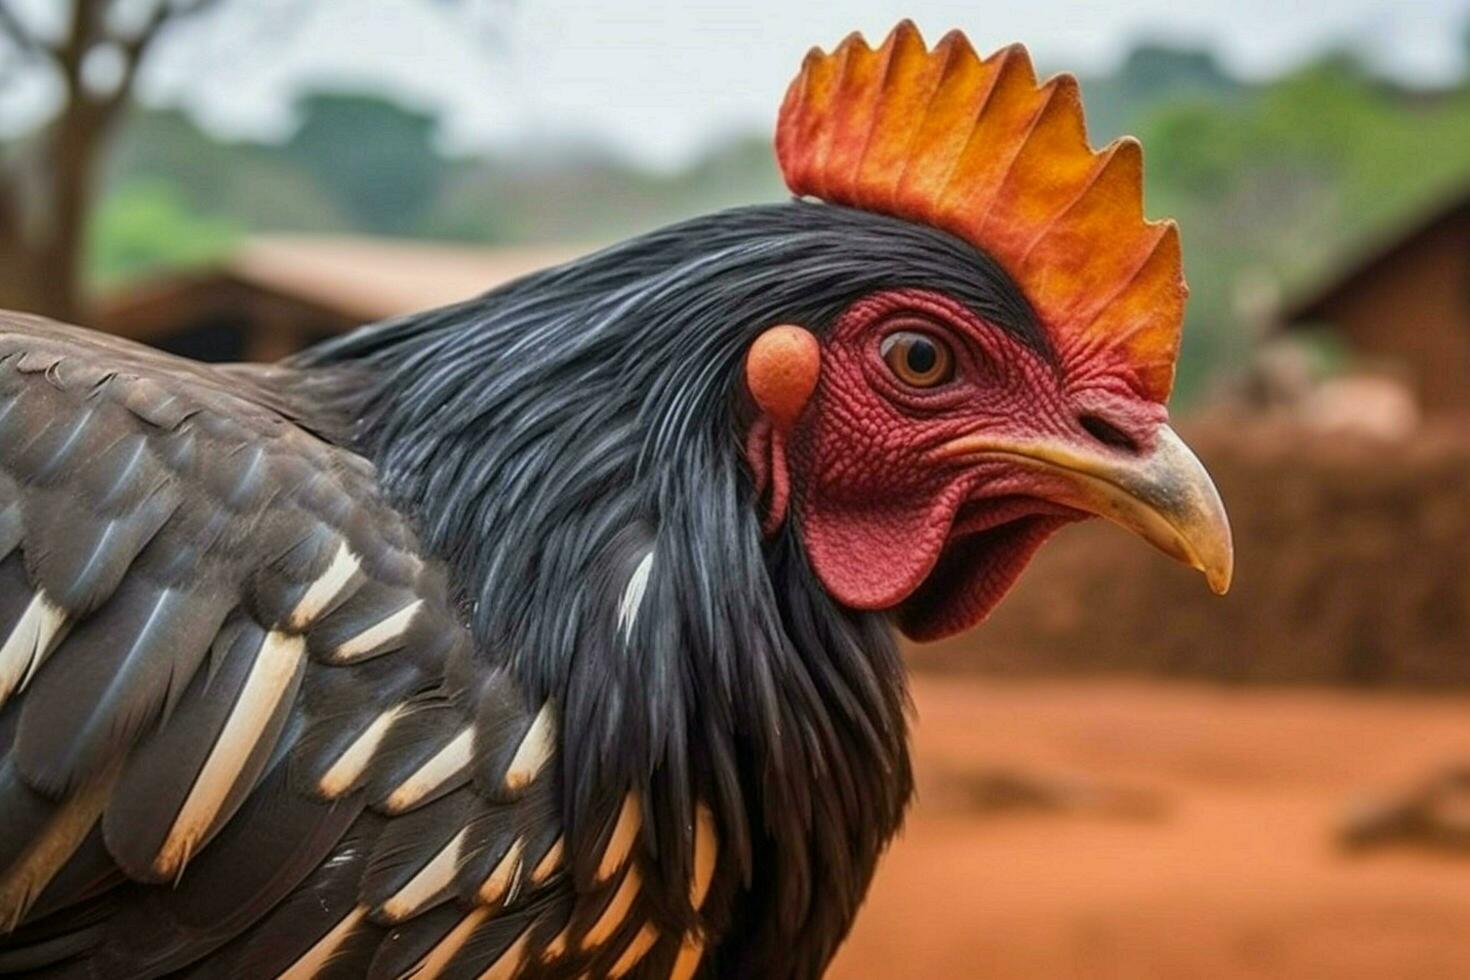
[881,330,954,388]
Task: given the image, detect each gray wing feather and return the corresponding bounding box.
[0,316,672,979]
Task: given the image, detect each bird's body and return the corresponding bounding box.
[0,25,1232,980]
[0,207,926,979]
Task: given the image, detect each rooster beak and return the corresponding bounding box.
[940,425,1234,594]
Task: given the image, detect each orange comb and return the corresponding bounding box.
[775,21,1187,402]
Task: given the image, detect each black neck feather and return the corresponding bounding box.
[291,201,1031,974]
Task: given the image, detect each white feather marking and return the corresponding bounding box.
[477,926,531,980]
[318,704,405,798]
[385,726,474,813]
[503,703,554,792]
[690,802,717,908]
[670,936,706,980]
[381,827,468,922]
[478,836,524,905]
[617,550,654,640]
[413,906,492,979]
[596,791,641,883]
[0,591,66,707]
[331,599,423,663]
[288,542,360,629]
[154,630,304,879]
[276,904,367,980]
[582,864,642,950]
[609,924,659,978]
[530,835,563,885]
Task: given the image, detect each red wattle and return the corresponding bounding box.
[745,418,772,498]
[762,430,791,536]
[800,482,963,610]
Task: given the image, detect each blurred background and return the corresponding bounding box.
[2,1,1468,976]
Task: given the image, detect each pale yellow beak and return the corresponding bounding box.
[939,425,1234,594]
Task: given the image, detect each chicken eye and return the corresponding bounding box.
[880,330,954,388]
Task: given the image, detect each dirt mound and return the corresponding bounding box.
[911,415,1470,686]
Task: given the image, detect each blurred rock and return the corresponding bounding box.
[937,765,1166,821]
[1300,375,1419,441]
[1219,335,1420,442]
[1341,766,1470,853]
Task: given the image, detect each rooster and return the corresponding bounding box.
[0,23,1230,980]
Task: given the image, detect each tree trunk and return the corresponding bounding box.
[0,176,43,314]
[0,0,328,322]
[0,108,108,325]
[31,100,107,323]
[0,0,109,322]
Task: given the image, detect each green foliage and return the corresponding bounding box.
[106,107,353,232]
[88,179,238,287]
[1128,52,1470,403]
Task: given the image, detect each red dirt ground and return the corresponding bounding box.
[828,676,1470,979]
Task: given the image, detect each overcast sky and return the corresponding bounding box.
[12,0,1470,169]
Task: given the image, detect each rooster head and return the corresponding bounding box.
[743,22,1232,640]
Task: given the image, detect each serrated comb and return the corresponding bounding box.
[776,21,1187,402]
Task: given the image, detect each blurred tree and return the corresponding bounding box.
[1135,49,1470,402]
[0,0,227,322]
[0,0,502,322]
[1079,44,1242,142]
[104,107,355,238]
[283,92,443,235]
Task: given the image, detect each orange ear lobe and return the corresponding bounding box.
[745,325,820,536]
[746,325,821,432]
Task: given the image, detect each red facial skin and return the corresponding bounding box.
[782,287,1166,641]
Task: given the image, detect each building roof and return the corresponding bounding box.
[1283,186,1470,326]
[227,236,583,321]
[98,235,587,341]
